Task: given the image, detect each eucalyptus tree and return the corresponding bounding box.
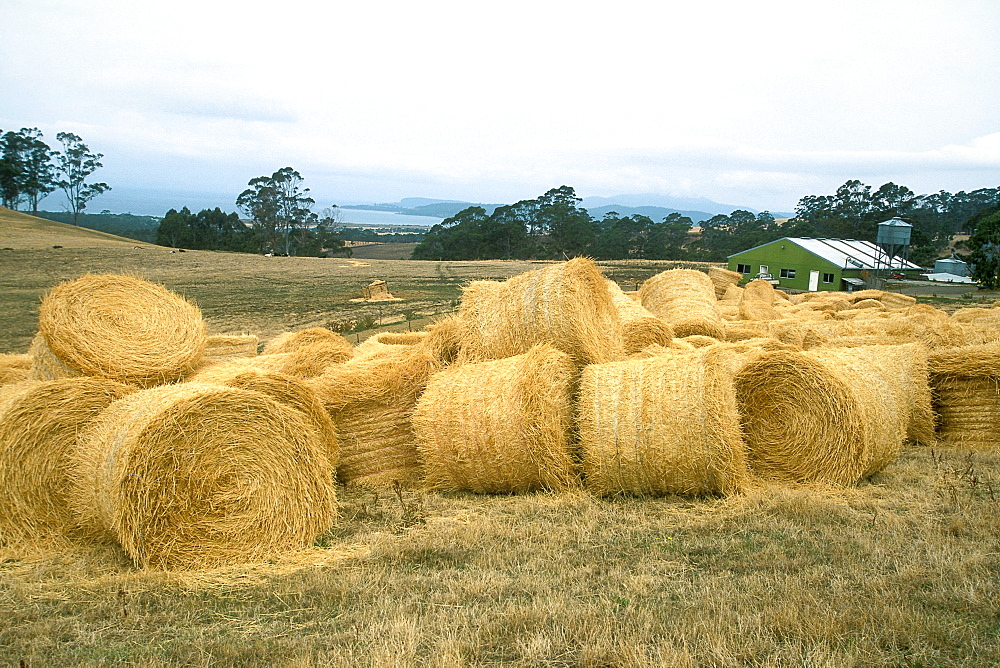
[54,132,109,225]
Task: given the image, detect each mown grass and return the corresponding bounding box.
[2,447,998,667]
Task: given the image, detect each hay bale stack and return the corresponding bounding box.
[929,343,1000,449]
[578,347,748,496]
[414,345,577,493]
[606,280,673,354]
[708,267,744,299]
[203,334,259,362]
[32,274,207,387]
[638,269,725,339]
[186,366,339,466]
[734,345,922,485]
[0,378,135,543]
[738,279,780,321]
[723,324,770,342]
[458,258,623,365]
[0,353,31,387]
[70,383,336,568]
[310,346,438,488]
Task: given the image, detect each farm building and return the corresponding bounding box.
[727,237,922,292]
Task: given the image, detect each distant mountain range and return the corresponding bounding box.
[342,194,793,224]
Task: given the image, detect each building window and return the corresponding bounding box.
[737,263,751,274]
[779,268,796,279]
[759,265,769,274]
[822,272,834,283]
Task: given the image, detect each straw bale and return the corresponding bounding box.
[458,258,623,365]
[420,316,467,366]
[723,324,769,342]
[721,284,744,301]
[263,327,353,360]
[414,345,576,493]
[354,330,429,360]
[578,347,748,496]
[34,274,207,387]
[848,289,917,309]
[638,269,725,339]
[310,346,438,488]
[850,298,888,311]
[678,334,722,348]
[931,377,1000,449]
[203,334,259,362]
[0,378,135,543]
[70,383,336,568]
[606,280,673,354]
[763,321,829,349]
[186,366,339,467]
[734,345,923,485]
[0,353,32,387]
[738,280,780,321]
[961,323,1000,346]
[708,267,744,299]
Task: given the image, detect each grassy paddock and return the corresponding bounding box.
[2,447,998,666]
[2,209,999,665]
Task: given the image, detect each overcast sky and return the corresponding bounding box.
[2,0,999,215]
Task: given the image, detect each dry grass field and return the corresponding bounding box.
[2,208,999,666]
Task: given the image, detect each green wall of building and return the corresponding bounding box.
[727,240,862,291]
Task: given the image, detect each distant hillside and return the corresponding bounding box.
[585,205,713,224]
[34,210,160,243]
[0,207,158,250]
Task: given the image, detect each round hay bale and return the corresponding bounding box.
[420,316,467,366]
[34,274,207,387]
[708,267,744,300]
[263,327,353,358]
[0,353,32,387]
[638,269,724,339]
[931,377,1000,449]
[850,298,888,311]
[0,378,135,543]
[355,330,429,360]
[607,280,673,354]
[310,346,438,489]
[414,345,577,493]
[738,279,780,321]
[723,324,769,342]
[203,334,259,362]
[578,347,748,496]
[458,258,623,365]
[186,366,339,467]
[678,334,722,348]
[734,346,919,485]
[721,284,744,302]
[70,383,336,568]
[848,289,917,309]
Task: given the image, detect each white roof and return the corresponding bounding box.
[922,272,977,284]
[785,238,922,270]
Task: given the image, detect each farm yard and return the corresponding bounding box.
[2,207,1000,667]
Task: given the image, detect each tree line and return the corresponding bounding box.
[157,167,346,257]
[0,127,109,224]
[411,182,1000,270]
